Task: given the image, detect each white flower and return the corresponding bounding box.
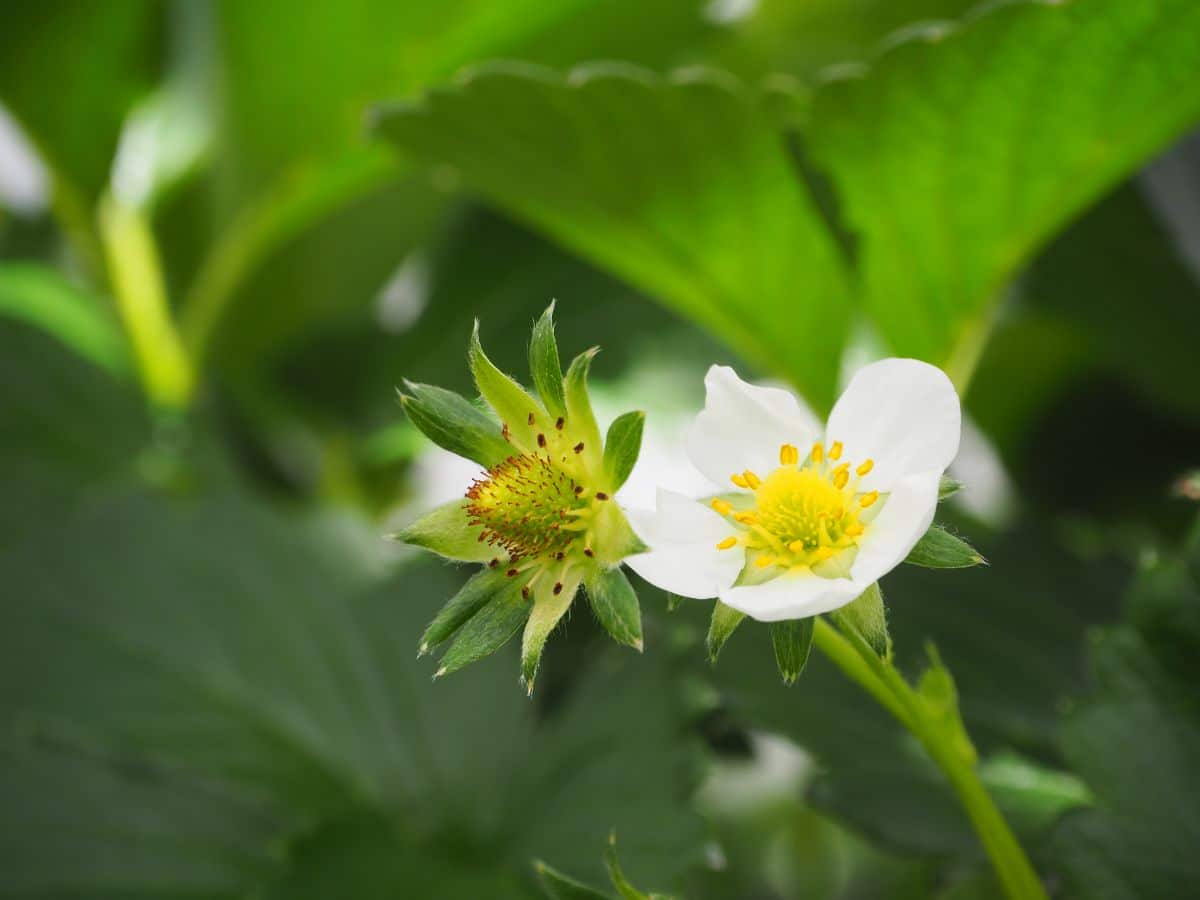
[625,359,961,622]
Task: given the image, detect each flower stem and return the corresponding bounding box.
[811,618,1048,900]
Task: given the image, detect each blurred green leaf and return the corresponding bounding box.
[808,0,1200,375]
[906,525,987,569]
[535,860,614,900]
[1050,522,1200,898]
[374,64,852,409]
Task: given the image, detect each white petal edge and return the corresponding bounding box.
[718,472,940,622]
[685,365,821,491]
[824,358,961,490]
[624,488,743,599]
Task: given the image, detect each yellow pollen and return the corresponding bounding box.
[755,555,775,569]
[829,441,843,460]
[734,512,757,524]
[810,442,824,464]
[857,459,874,476]
[711,498,733,515]
[716,536,738,550]
[779,443,799,465]
[742,469,762,489]
[860,490,879,508]
[730,473,749,488]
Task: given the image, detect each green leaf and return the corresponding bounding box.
[530,300,567,417]
[706,601,747,663]
[905,524,987,569]
[565,347,605,471]
[602,411,645,493]
[521,578,580,694]
[832,583,890,658]
[398,379,511,466]
[436,578,531,677]
[808,0,1200,372]
[393,499,492,564]
[770,618,815,686]
[374,64,852,410]
[469,319,544,448]
[586,568,644,652]
[417,566,509,655]
[534,860,615,900]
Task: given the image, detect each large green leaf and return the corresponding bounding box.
[807,0,1200,372]
[1049,522,1200,898]
[374,64,853,409]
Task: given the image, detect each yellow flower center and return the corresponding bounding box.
[713,442,882,574]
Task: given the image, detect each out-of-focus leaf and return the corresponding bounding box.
[808,0,1200,374]
[535,860,614,900]
[374,64,852,410]
[1050,523,1200,898]
[0,264,129,377]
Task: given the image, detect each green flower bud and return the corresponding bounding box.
[395,302,647,693]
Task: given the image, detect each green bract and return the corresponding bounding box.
[396,302,646,692]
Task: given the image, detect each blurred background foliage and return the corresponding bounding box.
[1,0,1199,897]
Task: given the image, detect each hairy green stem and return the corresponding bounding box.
[812,617,1048,900]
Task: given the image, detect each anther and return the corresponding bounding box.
[488,558,500,568]
[552,582,564,595]
[583,547,595,557]
[555,416,564,430]
[811,442,824,464]
[521,586,531,599]
[710,498,733,515]
[506,568,519,577]
[595,492,609,501]
[859,490,879,508]
[829,441,843,460]
[573,442,584,454]
[788,539,806,553]
[574,485,584,495]
[555,551,565,561]
[845,523,864,537]
[730,473,749,488]
[856,459,874,477]
[813,547,834,561]
[502,423,511,441]
[755,555,775,569]
[527,412,535,426]
[734,512,757,525]
[779,443,799,466]
[716,536,738,550]
[834,470,849,489]
[742,470,762,490]
[537,433,547,448]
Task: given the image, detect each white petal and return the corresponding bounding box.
[720,570,863,622]
[846,472,941,587]
[624,489,743,599]
[825,358,961,490]
[685,365,821,490]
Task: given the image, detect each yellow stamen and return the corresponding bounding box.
[779,443,799,466]
[860,490,879,508]
[742,469,762,490]
[829,441,843,460]
[834,469,849,490]
[788,539,807,553]
[845,522,864,537]
[813,546,834,561]
[716,536,738,550]
[711,498,733,516]
[856,459,874,477]
[730,473,749,488]
[755,555,775,569]
[734,512,758,525]
[810,442,824,464]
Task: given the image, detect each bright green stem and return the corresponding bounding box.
[812,619,1048,900]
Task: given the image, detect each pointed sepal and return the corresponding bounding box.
[905,523,987,569]
[469,319,543,448]
[419,567,508,656]
[602,410,644,493]
[770,617,815,686]
[529,301,566,417]
[393,499,491,563]
[832,582,890,658]
[706,601,746,663]
[436,578,530,677]
[398,381,511,466]
[585,567,643,651]
[564,347,603,470]
[938,475,964,499]
[521,576,579,694]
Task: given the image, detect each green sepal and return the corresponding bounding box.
[604,832,650,900]
[666,593,683,612]
[706,601,746,662]
[564,347,604,470]
[418,566,509,655]
[590,504,648,566]
[521,577,579,694]
[770,617,815,686]
[533,860,614,900]
[529,300,566,417]
[602,410,644,493]
[469,319,542,448]
[938,475,964,499]
[917,643,977,765]
[832,582,890,658]
[905,523,986,568]
[436,578,530,677]
[585,567,643,651]
[392,500,490,563]
[398,381,511,466]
